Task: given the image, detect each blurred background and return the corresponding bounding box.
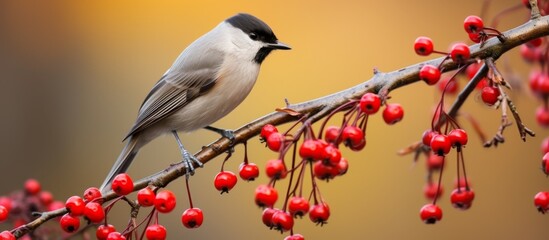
[0,0,547,239]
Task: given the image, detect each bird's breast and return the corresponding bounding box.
[165,61,261,132]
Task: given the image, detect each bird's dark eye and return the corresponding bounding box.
[249,32,258,40]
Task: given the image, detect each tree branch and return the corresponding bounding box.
[12,14,549,238]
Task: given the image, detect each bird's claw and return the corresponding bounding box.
[181,149,203,178]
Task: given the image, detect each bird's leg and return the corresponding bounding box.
[172,131,203,177]
[204,126,236,153]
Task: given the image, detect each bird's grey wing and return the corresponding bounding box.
[124,47,223,139]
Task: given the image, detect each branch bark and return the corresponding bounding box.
[12,13,549,238]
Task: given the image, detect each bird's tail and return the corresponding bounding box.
[99,136,139,193]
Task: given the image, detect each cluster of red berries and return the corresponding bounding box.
[253,91,406,238]
[536,136,549,213]
[520,1,549,215]
[415,15,509,108]
[59,173,203,239]
[418,127,475,224]
[212,143,260,194]
[412,15,495,222]
[522,33,549,127]
[0,179,68,239]
[415,36,471,86]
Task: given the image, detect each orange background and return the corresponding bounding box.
[0,0,547,239]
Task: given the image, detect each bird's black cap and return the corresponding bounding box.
[226,13,278,44]
[226,13,290,63]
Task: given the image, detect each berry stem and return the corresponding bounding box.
[316,100,359,139]
[282,143,299,212]
[243,141,249,164]
[458,149,470,191]
[220,151,232,172]
[433,156,446,205]
[185,177,194,209]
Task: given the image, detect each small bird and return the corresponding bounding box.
[100,13,290,192]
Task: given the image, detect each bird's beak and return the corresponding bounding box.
[268,41,291,50]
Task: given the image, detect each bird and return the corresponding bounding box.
[99,13,290,192]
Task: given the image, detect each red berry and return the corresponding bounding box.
[24,179,41,195]
[39,191,54,206]
[262,208,278,228]
[0,231,15,240]
[430,134,451,156]
[348,138,366,151]
[382,103,404,125]
[337,157,349,176]
[65,196,86,216]
[271,211,294,232]
[538,106,549,127]
[321,145,342,166]
[534,191,549,213]
[83,187,102,202]
[60,213,80,233]
[299,140,322,161]
[481,86,500,106]
[533,73,549,95]
[111,173,134,196]
[423,182,443,200]
[422,130,436,146]
[438,77,458,94]
[414,36,434,56]
[313,161,339,180]
[181,208,204,228]
[266,132,284,152]
[260,124,278,141]
[359,93,382,114]
[419,65,441,85]
[288,196,310,218]
[137,187,156,207]
[106,232,126,240]
[468,32,482,43]
[463,15,484,34]
[448,129,468,147]
[309,203,330,225]
[145,224,167,240]
[341,126,364,148]
[265,159,288,180]
[466,62,481,79]
[255,185,278,208]
[450,188,475,210]
[542,152,549,175]
[427,153,445,170]
[285,234,305,240]
[96,224,116,240]
[48,201,65,212]
[0,206,8,222]
[420,204,442,224]
[530,70,543,95]
[450,43,470,64]
[520,44,543,62]
[84,202,105,223]
[0,197,12,213]
[542,137,549,154]
[238,162,259,181]
[324,126,341,145]
[154,190,176,213]
[214,171,238,193]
